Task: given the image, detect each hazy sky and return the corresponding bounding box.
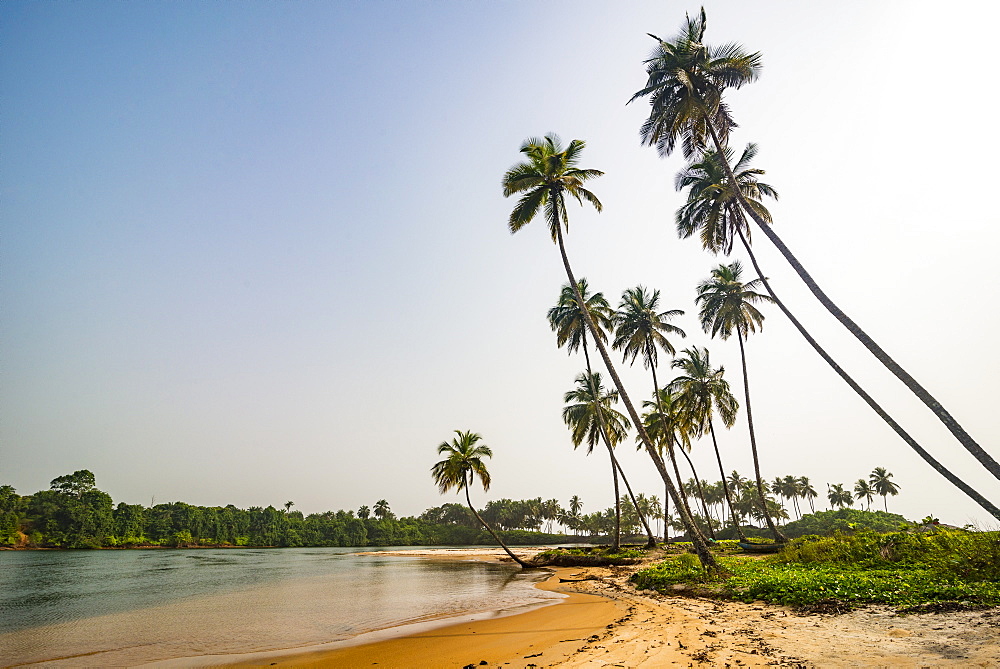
[4,1,999,527]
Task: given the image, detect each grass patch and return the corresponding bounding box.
[632,529,1000,610]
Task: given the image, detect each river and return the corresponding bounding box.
[0,547,558,666]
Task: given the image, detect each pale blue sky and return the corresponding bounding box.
[3,1,999,526]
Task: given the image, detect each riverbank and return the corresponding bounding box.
[233,547,1000,668]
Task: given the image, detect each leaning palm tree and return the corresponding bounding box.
[697,261,785,542]
[431,430,531,568]
[870,467,901,512]
[675,146,1000,522]
[563,371,631,551]
[549,280,657,547]
[634,8,1000,487]
[669,347,745,540]
[504,134,717,567]
[853,479,875,511]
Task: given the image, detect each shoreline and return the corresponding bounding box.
[216,547,1000,668]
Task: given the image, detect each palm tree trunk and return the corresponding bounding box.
[703,118,1000,484]
[553,223,718,569]
[609,453,621,550]
[581,342,657,548]
[463,484,531,568]
[735,228,1000,521]
[737,331,787,543]
[708,422,746,541]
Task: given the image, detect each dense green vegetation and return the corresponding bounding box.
[632,528,1000,609]
[0,471,576,549]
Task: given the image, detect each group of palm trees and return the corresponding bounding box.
[434,8,998,571]
[829,467,901,512]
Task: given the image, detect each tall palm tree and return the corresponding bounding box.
[504,134,717,567]
[669,347,745,540]
[549,280,657,547]
[674,146,1000,522]
[569,495,583,517]
[563,371,631,550]
[853,479,875,511]
[373,499,391,520]
[431,430,531,568]
[634,8,1000,486]
[781,475,802,519]
[870,467,901,512]
[697,260,785,542]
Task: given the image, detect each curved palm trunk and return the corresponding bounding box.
[737,331,787,543]
[553,221,718,569]
[735,229,1000,521]
[708,423,746,541]
[704,120,1000,484]
[463,483,531,568]
[581,342,656,548]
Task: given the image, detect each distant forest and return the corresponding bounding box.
[0,470,585,549]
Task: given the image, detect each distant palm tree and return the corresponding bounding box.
[669,347,744,540]
[798,477,818,514]
[869,467,901,512]
[357,505,370,520]
[853,479,875,510]
[283,501,294,513]
[373,499,391,520]
[634,8,1000,487]
[827,484,853,510]
[505,134,715,566]
[549,280,657,547]
[569,495,583,517]
[697,261,784,542]
[563,371,631,551]
[431,430,530,568]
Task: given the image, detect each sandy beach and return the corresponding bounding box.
[228,548,1000,668]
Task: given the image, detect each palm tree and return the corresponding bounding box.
[612,283,687,545]
[283,501,294,513]
[675,146,1000,522]
[431,430,531,568]
[373,499,391,520]
[870,467,901,512]
[781,475,802,519]
[569,495,583,517]
[504,134,716,567]
[669,347,744,540]
[641,388,713,541]
[853,479,875,511]
[798,476,818,514]
[634,8,1000,486]
[563,371,630,550]
[357,505,370,520]
[827,483,854,510]
[549,280,657,547]
[697,260,785,542]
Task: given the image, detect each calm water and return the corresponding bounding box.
[0,548,557,666]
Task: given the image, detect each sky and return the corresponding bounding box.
[3,0,999,528]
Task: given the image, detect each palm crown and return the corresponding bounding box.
[696,260,773,340]
[613,286,686,370]
[676,144,778,255]
[669,346,738,432]
[502,134,604,241]
[431,430,493,495]
[547,279,613,353]
[630,8,761,159]
[562,372,631,453]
